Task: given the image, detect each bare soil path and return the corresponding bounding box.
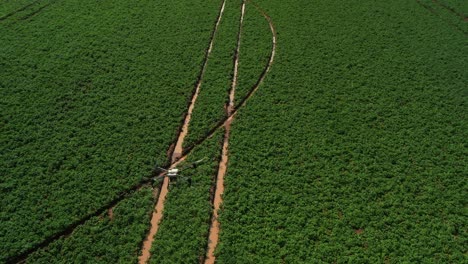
[204,1,276,263]
[138,1,227,263]
[204,1,245,263]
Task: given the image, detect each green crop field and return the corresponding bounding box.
[1,0,466,263]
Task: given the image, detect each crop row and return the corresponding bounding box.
[0,0,220,261]
[146,1,275,262]
[148,0,239,262]
[217,0,467,262]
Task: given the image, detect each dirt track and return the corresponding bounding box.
[204,0,276,263]
[137,1,227,263]
[204,1,245,263]
[139,1,277,262]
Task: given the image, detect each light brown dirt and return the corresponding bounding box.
[138,1,227,263]
[138,0,277,262]
[205,2,245,263]
[174,0,277,172]
[205,120,231,264]
[138,175,169,264]
[108,208,114,221]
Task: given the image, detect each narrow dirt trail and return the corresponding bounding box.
[204,1,245,262]
[141,1,277,262]
[138,1,227,263]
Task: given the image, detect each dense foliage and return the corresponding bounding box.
[150,131,223,263]
[26,187,154,263]
[0,0,220,261]
[217,0,467,262]
[183,0,242,149]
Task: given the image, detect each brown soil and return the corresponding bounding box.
[170,7,277,260]
[205,121,231,264]
[204,1,276,261]
[138,1,227,263]
[138,175,169,264]
[139,0,276,262]
[355,229,364,235]
[205,2,245,263]
[108,208,114,221]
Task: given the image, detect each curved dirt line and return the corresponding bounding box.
[204,1,276,263]
[138,1,227,263]
[204,1,246,263]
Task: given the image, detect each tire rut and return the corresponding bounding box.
[137,0,228,263]
[204,0,276,262]
[204,1,246,263]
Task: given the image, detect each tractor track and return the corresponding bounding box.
[7,0,276,262]
[204,0,246,263]
[138,0,228,263]
[203,1,276,262]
